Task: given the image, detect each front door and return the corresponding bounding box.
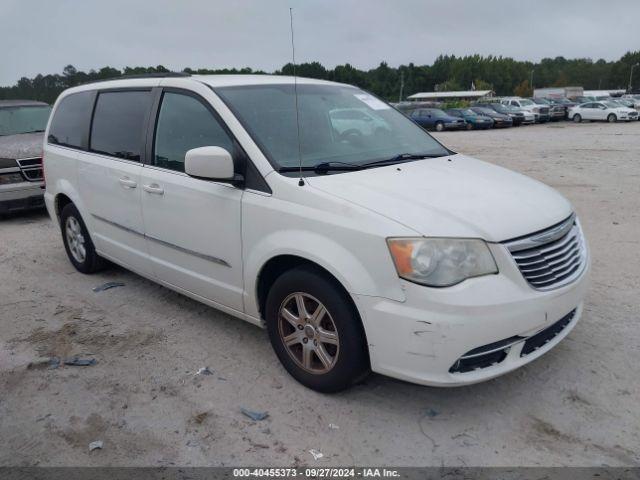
[141,90,244,311]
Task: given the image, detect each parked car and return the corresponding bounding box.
[409,108,466,131]
[445,108,494,130]
[483,103,530,126]
[0,100,51,214]
[569,101,639,123]
[469,106,513,127]
[531,98,565,121]
[610,98,637,111]
[500,97,550,123]
[544,97,577,119]
[44,74,590,392]
[621,94,640,109]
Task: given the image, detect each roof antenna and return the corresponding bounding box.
[289,7,305,187]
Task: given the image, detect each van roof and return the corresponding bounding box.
[67,74,343,94]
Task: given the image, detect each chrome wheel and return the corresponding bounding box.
[278,292,340,374]
[65,216,86,263]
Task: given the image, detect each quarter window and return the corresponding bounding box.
[153,92,234,172]
[90,90,151,161]
[48,92,94,149]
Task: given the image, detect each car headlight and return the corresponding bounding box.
[0,172,25,185]
[387,237,498,287]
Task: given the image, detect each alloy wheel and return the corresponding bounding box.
[65,216,86,263]
[277,292,340,374]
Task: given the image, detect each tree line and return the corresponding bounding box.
[2,51,639,105]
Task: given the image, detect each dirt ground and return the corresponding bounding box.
[1,121,639,467]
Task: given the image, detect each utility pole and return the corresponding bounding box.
[629,63,639,93]
[398,71,404,102]
[530,69,534,93]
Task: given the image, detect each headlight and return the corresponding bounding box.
[0,172,24,185]
[387,238,498,287]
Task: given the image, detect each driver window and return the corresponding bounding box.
[154,92,234,172]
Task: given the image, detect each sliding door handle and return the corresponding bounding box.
[142,183,164,195]
[118,177,137,188]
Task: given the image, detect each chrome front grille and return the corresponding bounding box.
[16,157,43,182]
[504,214,587,290]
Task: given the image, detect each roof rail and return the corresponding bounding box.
[83,71,191,85]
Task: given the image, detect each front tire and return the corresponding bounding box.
[607,113,617,123]
[466,122,473,130]
[60,203,105,274]
[265,266,369,393]
[573,114,582,123]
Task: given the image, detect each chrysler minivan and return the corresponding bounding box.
[43,74,590,392]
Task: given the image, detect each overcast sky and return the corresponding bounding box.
[2,0,639,86]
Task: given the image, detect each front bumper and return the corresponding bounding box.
[355,242,590,386]
[0,182,45,214]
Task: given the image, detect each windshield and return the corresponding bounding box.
[604,101,621,108]
[215,84,449,170]
[462,109,476,116]
[518,99,535,106]
[0,105,51,136]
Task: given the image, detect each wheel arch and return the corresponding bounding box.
[256,254,359,323]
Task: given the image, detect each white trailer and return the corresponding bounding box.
[534,87,583,99]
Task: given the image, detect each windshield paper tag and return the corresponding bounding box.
[354,93,390,110]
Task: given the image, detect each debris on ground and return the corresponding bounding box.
[92,282,125,292]
[193,412,208,424]
[27,357,60,370]
[425,408,440,418]
[329,423,340,430]
[309,449,324,460]
[64,357,97,367]
[241,407,269,421]
[89,440,103,451]
[195,367,214,376]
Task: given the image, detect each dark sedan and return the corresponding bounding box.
[409,108,466,131]
[445,108,494,130]
[469,106,513,128]
[482,103,527,126]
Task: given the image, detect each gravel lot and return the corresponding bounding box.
[1,121,638,467]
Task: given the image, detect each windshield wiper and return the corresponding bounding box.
[358,152,445,168]
[278,161,363,173]
[20,130,45,134]
[278,153,447,175]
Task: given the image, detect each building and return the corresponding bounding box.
[406,90,494,102]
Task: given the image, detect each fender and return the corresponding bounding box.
[243,229,406,320]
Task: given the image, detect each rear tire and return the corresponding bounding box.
[573,114,582,123]
[466,122,473,130]
[435,121,444,132]
[265,265,369,393]
[60,203,105,274]
[607,113,617,123]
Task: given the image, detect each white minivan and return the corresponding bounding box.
[43,74,590,392]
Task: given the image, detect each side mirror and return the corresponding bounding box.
[185,146,237,182]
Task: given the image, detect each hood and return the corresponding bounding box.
[306,154,572,242]
[0,132,44,159]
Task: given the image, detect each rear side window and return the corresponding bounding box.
[90,91,151,161]
[153,92,234,172]
[48,91,94,149]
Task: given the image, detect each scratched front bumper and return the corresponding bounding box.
[354,242,590,387]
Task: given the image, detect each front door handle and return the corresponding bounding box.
[118,177,137,189]
[143,183,164,195]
